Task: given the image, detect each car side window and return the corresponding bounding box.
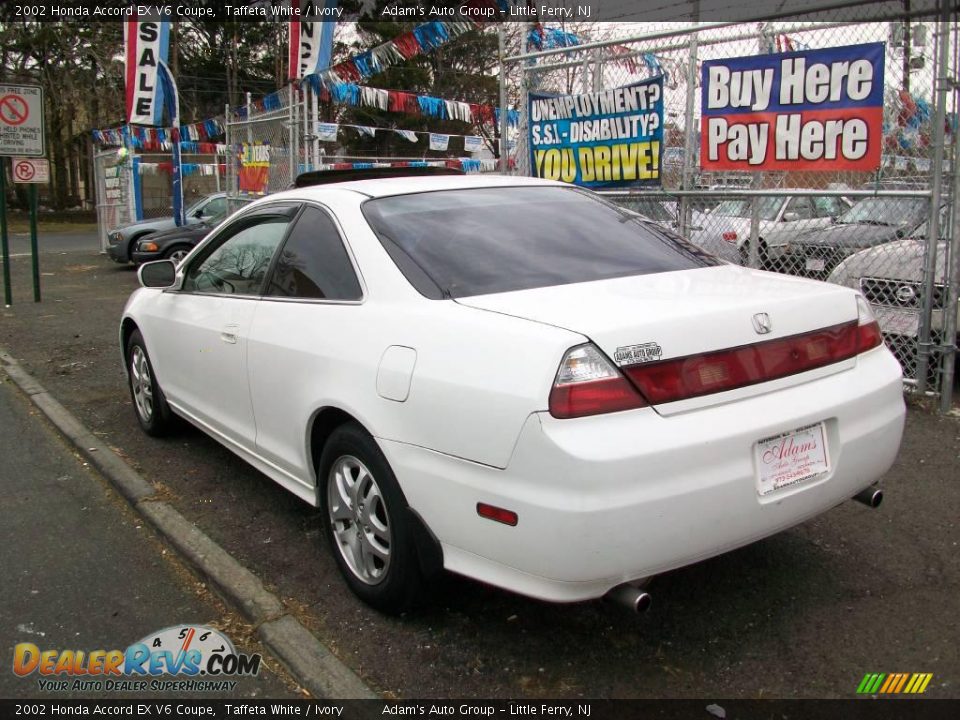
[785,197,814,220]
[201,197,227,218]
[182,215,292,296]
[812,196,841,217]
[264,206,362,301]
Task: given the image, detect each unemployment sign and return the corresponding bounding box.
[529,78,664,188]
[701,42,884,171]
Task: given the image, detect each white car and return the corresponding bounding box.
[121,173,905,613]
[690,194,850,266]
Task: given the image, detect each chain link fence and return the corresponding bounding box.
[508,2,958,409]
[225,95,300,214]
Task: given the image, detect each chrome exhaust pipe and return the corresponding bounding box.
[853,486,883,508]
[606,583,652,613]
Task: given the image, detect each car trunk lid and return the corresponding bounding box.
[455,265,860,414]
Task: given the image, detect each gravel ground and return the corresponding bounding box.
[1,248,958,699]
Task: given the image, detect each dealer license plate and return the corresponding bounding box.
[755,423,830,497]
[805,257,826,272]
[874,306,920,337]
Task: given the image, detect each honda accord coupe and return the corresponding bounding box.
[120,171,905,613]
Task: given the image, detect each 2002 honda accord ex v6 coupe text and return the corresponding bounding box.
[120,171,905,614]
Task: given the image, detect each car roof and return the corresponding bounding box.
[287,173,566,200]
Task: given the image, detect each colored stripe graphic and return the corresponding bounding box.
[857,672,933,694]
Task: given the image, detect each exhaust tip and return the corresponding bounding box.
[853,486,883,508]
[606,583,653,614]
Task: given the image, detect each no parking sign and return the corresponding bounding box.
[12,158,49,184]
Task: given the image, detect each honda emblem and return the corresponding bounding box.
[752,313,772,335]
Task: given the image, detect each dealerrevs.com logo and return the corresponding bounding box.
[13,625,261,693]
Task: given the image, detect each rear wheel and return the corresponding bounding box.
[126,329,175,436]
[318,423,425,613]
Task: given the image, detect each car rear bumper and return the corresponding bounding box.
[382,347,905,602]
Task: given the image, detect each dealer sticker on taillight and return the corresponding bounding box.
[755,422,830,496]
[614,342,662,366]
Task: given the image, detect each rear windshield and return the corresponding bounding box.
[361,186,720,299]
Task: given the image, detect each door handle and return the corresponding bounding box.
[220,324,239,344]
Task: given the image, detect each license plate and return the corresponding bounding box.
[805,257,826,272]
[755,423,830,497]
[874,306,920,337]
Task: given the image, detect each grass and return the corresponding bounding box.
[2,220,99,234]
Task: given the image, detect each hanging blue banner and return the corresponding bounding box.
[528,77,664,188]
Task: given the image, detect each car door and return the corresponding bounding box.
[143,203,299,447]
[246,204,365,491]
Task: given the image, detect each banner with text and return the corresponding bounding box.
[238,142,270,194]
[701,42,885,171]
[288,1,339,80]
[529,78,663,188]
[124,19,170,125]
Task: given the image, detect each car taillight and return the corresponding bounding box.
[856,294,883,352]
[549,344,649,419]
[722,231,738,242]
[623,318,874,405]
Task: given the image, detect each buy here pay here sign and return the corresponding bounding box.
[701,42,885,172]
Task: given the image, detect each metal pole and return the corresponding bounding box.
[29,183,40,303]
[939,22,959,413]
[303,82,311,171]
[311,80,320,171]
[498,26,509,173]
[680,22,700,238]
[518,27,532,177]
[916,6,951,393]
[0,158,11,306]
[290,83,298,185]
[224,103,232,201]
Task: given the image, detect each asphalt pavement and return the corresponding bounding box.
[2,230,101,258]
[0,375,297,699]
[1,235,959,699]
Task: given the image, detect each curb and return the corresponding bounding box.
[0,347,378,700]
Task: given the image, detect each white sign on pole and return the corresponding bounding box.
[0,84,45,157]
[12,157,50,184]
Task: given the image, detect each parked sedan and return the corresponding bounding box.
[131,199,251,265]
[689,193,850,266]
[776,196,932,278]
[827,207,955,382]
[121,173,905,613]
[107,192,229,264]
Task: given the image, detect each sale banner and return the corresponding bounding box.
[700,42,885,171]
[124,19,170,125]
[529,77,664,188]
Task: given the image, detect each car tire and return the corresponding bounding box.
[126,329,175,437]
[163,245,192,264]
[318,423,425,614]
[739,239,770,270]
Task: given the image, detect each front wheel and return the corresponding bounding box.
[126,329,175,436]
[739,239,770,269]
[318,423,425,613]
[164,245,191,264]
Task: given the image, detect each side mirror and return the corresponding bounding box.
[193,208,205,218]
[138,260,178,289]
[782,212,800,222]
